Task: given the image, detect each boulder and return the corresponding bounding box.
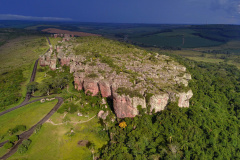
[98,110,109,120]
[99,80,112,98]
[60,56,71,66]
[39,56,46,66]
[177,90,193,108]
[74,78,84,91]
[50,58,57,70]
[74,72,85,91]
[149,94,169,112]
[83,79,99,96]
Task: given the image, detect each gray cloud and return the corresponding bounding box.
[0,14,72,21]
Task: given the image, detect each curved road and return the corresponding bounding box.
[0,37,64,160]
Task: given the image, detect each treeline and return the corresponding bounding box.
[28,66,73,96]
[190,25,240,42]
[131,41,182,50]
[98,55,240,159]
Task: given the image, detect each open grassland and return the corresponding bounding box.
[9,117,108,160]
[49,37,62,47]
[0,36,48,73]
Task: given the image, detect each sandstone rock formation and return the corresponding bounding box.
[177,90,193,108]
[99,80,112,98]
[40,36,193,118]
[83,79,99,96]
[98,110,109,120]
[149,94,169,113]
[113,93,137,118]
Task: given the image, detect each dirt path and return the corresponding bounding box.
[46,115,96,125]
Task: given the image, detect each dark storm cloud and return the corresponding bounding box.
[210,0,240,15]
[0,0,240,24]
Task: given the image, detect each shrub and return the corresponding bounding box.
[9,135,19,143]
[69,103,78,114]
[87,73,98,78]
[8,125,26,135]
[18,144,28,154]
[16,125,27,131]
[22,139,31,148]
[34,124,42,133]
[4,142,13,149]
[57,104,68,114]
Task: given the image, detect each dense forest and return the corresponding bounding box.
[99,55,240,159]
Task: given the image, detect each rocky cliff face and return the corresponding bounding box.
[40,36,193,118]
[149,94,169,113]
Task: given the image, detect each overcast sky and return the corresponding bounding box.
[0,0,240,24]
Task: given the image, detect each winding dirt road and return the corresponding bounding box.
[0,37,64,160]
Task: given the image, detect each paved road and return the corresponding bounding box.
[0,97,63,160]
[0,59,40,117]
[46,36,51,45]
[0,37,64,160]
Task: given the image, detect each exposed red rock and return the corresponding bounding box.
[42,28,101,37]
[113,93,137,118]
[99,80,112,98]
[83,79,99,96]
[60,57,71,66]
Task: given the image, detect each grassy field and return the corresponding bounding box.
[0,35,49,110]
[9,116,108,160]
[0,36,48,73]
[0,100,57,157]
[0,100,57,142]
[49,37,62,47]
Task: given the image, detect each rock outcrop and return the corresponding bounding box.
[149,94,169,112]
[98,110,109,120]
[113,93,137,118]
[40,36,194,118]
[74,72,85,91]
[83,79,99,96]
[99,80,112,98]
[177,90,193,108]
[112,93,147,118]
